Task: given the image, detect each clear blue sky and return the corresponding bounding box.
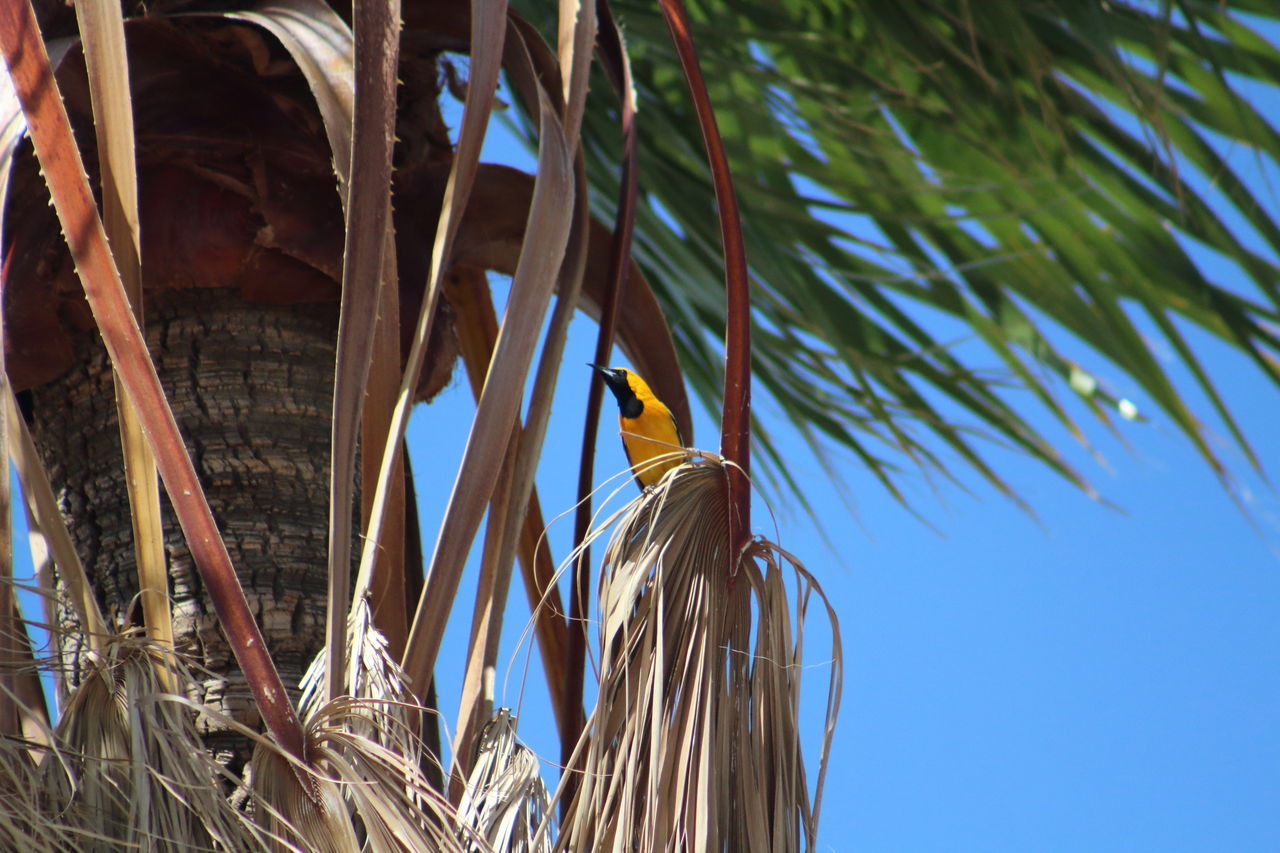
[416,58,1280,852]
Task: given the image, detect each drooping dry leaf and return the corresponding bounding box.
[35,638,263,852]
[443,265,572,742]
[451,11,592,777]
[320,0,402,703]
[457,709,552,853]
[256,695,475,853]
[225,0,411,667]
[555,462,841,852]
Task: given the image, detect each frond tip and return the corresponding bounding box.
[557,461,843,852]
[458,709,552,853]
[253,696,471,853]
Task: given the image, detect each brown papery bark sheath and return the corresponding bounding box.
[657,0,752,561]
[0,0,307,769]
[563,0,640,816]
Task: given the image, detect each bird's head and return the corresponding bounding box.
[589,364,645,418]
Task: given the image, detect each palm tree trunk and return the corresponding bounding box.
[27,288,340,768]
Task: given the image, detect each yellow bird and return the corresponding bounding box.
[591,364,685,490]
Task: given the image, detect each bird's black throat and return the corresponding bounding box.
[617,395,644,419]
[593,365,645,419]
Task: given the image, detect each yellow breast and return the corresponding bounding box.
[620,407,683,488]
[618,374,684,489]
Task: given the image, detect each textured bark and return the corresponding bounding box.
[28,289,341,767]
[2,15,464,775]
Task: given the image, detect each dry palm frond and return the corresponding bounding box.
[365,0,513,706]
[457,709,552,853]
[0,730,76,853]
[299,597,422,765]
[401,60,575,698]
[318,0,404,704]
[250,746,356,853]
[216,0,400,681]
[554,461,842,853]
[30,635,261,852]
[449,13,597,752]
[253,696,474,853]
[75,0,173,672]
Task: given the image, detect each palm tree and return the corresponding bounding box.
[0,0,1276,849]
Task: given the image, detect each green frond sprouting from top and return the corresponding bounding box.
[514,0,1280,508]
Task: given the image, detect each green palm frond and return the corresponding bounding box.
[514,0,1280,506]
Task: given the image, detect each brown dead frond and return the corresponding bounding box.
[300,598,422,763]
[29,635,261,852]
[0,729,73,852]
[250,745,357,853]
[554,460,842,852]
[457,709,552,853]
[253,695,474,853]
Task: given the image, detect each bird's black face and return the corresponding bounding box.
[590,364,629,393]
[589,364,644,418]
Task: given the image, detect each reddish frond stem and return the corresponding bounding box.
[656,0,752,562]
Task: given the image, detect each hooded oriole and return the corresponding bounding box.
[591,364,685,490]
